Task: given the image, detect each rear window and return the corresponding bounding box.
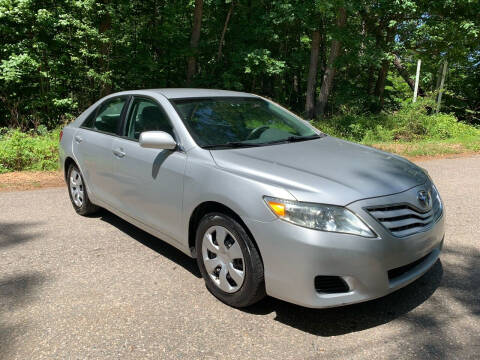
[82,97,127,135]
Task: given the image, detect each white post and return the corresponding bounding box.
[436,60,448,113]
[413,59,421,102]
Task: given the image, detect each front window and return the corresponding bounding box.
[172,97,320,148]
[124,97,174,140]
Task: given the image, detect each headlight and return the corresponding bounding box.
[432,184,443,218]
[264,196,376,238]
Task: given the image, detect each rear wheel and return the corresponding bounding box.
[196,213,265,307]
[67,164,99,216]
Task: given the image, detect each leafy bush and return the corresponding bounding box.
[313,98,480,144]
[423,113,478,140]
[0,127,60,173]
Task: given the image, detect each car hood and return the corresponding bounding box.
[209,136,427,205]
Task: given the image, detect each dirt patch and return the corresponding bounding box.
[405,152,480,162]
[371,142,480,162]
[374,142,464,153]
[0,171,65,192]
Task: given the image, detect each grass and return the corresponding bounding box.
[370,135,480,158]
[313,98,480,158]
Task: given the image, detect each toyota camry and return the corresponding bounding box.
[59,89,444,308]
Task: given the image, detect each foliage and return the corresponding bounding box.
[313,99,480,143]
[0,127,60,173]
[1,99,478,174]
[0,0,479,130]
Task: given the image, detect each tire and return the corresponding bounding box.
[67,163,99,216]
[195,213,266,308]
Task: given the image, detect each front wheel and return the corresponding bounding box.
[67,164,99,216]
[195,213,266,308]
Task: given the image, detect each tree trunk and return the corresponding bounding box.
[217,1,234,61]
[393,54,425,96]
[374,60,389,109]
[186,0,203,85]
[0,95,22,129]
[366,66,376,95]
[315,7,346,118]
[305,30,321,119]
[293,74,299,93]
[99,0,112,96]
[374,28,395,109]
[436,60,448,113]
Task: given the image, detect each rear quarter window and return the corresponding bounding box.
[81,97,127,135]
[81,109,96,128]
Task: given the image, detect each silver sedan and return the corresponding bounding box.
[59,89,444,308]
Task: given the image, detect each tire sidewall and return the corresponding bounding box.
[67,164,91,215]
[195,213,264,307]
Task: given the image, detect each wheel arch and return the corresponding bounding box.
[64,156,77,182]
[188,201,263,264]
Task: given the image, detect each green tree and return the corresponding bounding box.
[0,0,478,129]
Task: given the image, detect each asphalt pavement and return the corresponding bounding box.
[1,155,479,359]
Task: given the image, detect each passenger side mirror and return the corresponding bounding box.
[139,131,177,150]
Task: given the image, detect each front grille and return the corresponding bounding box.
[388,252,432,281]
[314,276,349,293]
[366,188,442,237]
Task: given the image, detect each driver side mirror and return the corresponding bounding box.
[139,131,177,150]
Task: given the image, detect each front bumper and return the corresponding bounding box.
[245,184,445,308]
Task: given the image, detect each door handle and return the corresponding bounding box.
[113,148,126,158]
[74,135,83,143]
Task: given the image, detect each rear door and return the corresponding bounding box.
[72,96,129,205]
[110,96,187,241]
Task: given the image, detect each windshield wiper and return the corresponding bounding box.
[263,134,324,145]
[203,134,325,149]
[287,134,323,142]
[202,141,263,149]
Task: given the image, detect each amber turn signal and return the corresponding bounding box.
[267,200,286,217]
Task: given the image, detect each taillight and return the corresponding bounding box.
[59,130,63,142]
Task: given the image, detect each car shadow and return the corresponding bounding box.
[88,209,444,337]
[152,150,173,179]
[95,209,201,278]
[244,259,443,337]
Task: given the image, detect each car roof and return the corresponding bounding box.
[144,88,258,99]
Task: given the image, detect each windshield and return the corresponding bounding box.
[171,97,320,148]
